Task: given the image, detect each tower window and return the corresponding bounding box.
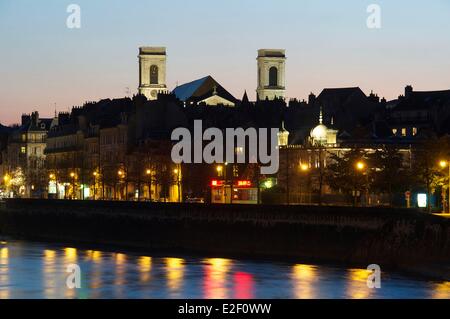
[150,65,159,84]
[269,67,278,87]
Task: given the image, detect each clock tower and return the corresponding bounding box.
[138,47,168,100]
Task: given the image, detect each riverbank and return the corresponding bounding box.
[0,199,449,280]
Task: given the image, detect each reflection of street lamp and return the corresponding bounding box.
[439,160,450,214]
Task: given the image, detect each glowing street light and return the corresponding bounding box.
[356,161,366,171]
[216,165,223,173]
[146,169,151,175]
[300,164,309,172]
[439,159,450,214]
[70,172,76,178]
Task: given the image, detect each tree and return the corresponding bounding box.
[412,134,450,212]
[325,149,369,205]
[368,146,411,206]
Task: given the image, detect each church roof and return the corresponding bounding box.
[172,76,237,104]
[317,87,366,103]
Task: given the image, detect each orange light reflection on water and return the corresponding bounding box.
[203,258,232,299]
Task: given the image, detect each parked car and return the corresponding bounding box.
[185,197,205,204]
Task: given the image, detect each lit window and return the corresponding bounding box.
[401,128,407,137]
[20,147,26,154]
[392,129,398,135]
[412,127,418,136]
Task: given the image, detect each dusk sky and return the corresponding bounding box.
[1,0,450,125]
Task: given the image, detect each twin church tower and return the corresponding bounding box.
[138,47,286,102]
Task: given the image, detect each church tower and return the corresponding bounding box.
[138,47,168,100]
[256,49,286,101]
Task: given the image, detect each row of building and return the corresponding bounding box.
[1,47,449,204]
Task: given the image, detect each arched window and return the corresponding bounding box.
[150,65,159,84]
[269,67,278,87]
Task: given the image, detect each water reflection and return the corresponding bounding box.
[346,268,374,299]
[43,249,57,298]
[166,258,185,296]
[139,257,152,283]
[292,264,318,299]
[0,247,9,299]
[432,282,450,299]
[0,240,446,299]
[203,258,232,299]
[234,272,254,299]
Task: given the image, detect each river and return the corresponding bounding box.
[0,239,448,299]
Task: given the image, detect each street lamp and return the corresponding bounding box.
[356,161,366,171]
[93,172,98,200]
[299,163,310,204]
[439,160,450,214]
[174,168,181,203]
[355,161,368,206]
[70,172,76,200]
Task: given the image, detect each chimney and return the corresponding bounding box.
[308,92,316,105]
[405,85,413,98]
[31,111,39,126]
[21,114,31,126]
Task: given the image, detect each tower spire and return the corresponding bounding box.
[319,106,323,124]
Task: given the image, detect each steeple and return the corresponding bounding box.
[319,106,323,124]
[242,90,249,104]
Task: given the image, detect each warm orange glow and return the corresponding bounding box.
[432,282,450,299]
[204,258,232,299]
[93,172,98,177]
[117,170,124,177]
[49,173,55,179]
[174,169,179,174]
[216,165,223,173]
[115,253,126,264]
[64,247,77,263]
[356,161,366,171]
[166,258,185,293]
[439,160,448,168]
[292,264,318,299]
[44,250,56,260]
[237,180,252,187]
[347,268,373,299]
[139,256,152,283]
[300,164,309,172]
[70,172,75,178]
[146,169,151,175]
[0,247,8,260]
